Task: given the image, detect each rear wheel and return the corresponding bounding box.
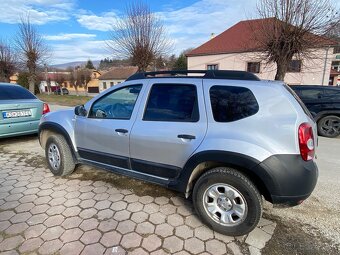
[317,115,340,138]
[45,134,75,176]
[193,167,262,236]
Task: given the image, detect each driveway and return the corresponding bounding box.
[0,132,339,254]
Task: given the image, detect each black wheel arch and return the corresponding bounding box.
[314,111,340,122]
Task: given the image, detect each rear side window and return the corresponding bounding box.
[323,89,340,100]
[292,88,323,100]
[210,86,259,122]
[144,84,199,122]
[0,86,36,100]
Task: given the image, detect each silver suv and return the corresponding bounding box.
[39,70,318,236]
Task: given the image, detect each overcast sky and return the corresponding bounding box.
[0,0,269,65]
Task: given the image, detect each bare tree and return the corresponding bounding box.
[107,1,172,71]
[15,15,49,94]
[253,0,339,80]
[0,39,16,82]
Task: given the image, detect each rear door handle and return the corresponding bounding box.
[115,129,128,134]
[178,134,196,140]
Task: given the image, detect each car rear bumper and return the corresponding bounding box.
[0,120,40,138]
[253,154,318,206]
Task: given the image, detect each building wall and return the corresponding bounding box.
[99,79,124,92]
[188,48,333,85]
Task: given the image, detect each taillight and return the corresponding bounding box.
[298,123,315,161]
[43,103,50,115]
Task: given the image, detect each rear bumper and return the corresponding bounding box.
[0,120,40,138]
[253,154,318,206]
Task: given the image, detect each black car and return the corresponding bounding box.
[290,85,340,138]
[54,88,69,95]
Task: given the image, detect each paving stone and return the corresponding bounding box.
[0,201,19,210]
[136,221,155,235]
[245,227,272,249]
[49,197,67,206]
[30,204,50,215]
[149,212,166,224]
[60,241,85,255]
[258,218,273,227]
[151,249,170,255]
[15,202,35,213]
[139,196,154,204]
[160,204,177,215]
[80,199,96,209]
[46,205,66,216]
[116,220,136,234]
[113,210,131,221]
[167,214,184,227]
[155,223,174,237]
[227,242,243,255]
[124,194,139,203]
[127,202,143,212]
[185,215,203,228]
[5,193,23,202]
[175,225,194,239]
[44,214,65,227]
[61,228,84,243]
[41,226,65,241]
[0,236,24,252]
[170,196,186,206]
[27,213,49,225]
[79,208,97,219]
[214,231,235,243]
[129,248,148,255]
[248,246,261,255]
[142,234,162,252]
[38,239,63,255]
[63,206,82,217]
[131,211,148,223]
[64,198,81,207]
[18,237,43,253]
[80,218,99,231]
[194,225,214,241]
[24,224,47,239]
[81,230,102,244]
[184,237,205,254]
[177,206,193,217]
[37,189,53,197]
[81,243,106,255]
[0,211,15,221]
[100,231,122,247]
[111,201,127,211]
[108,193,124,202]
[5,222,28,235]
[155,196,169,205]
[95,201,112,211]
[65,191,81,199]
[19,195,37,204]
[0,221,10,231]
[206,239,227,255]
[62,216,83,229]
[120,232,142,249]
[10,212,31,223]
[262,223,276,235]
[143,203,160,214]
[98,209,114,220]
[51,190,67,198]
[98,219,118,232]
[163,236,183,253]
[34,196,52,205]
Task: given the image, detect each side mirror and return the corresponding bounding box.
[75,105,87,117]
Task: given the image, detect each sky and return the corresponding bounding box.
[0,0,258,65]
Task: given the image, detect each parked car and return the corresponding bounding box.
[39,70,318,236]
[0,83,50,138]
[290,85,340,138]
[54,88,69,95]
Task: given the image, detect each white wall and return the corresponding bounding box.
[99,79,125,92]
[188,48,333,85]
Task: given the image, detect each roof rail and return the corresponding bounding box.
[126,70,260,81]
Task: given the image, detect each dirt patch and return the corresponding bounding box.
[262,214,339,255]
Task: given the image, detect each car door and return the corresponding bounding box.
[129,79,207,179]
[74,83,144,169]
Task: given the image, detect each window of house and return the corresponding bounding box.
[103,82,107,89]
[333,46,340,54]
[89,85,142,119]
[110,82,114,87]
[247,62,261,73]
[207,64,218,70]
[144,84,199,122]
[210,86,259,122]
[287,60,302,72]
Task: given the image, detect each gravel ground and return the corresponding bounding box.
[264,136,340,251]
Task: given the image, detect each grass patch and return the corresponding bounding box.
[37,94,92,106]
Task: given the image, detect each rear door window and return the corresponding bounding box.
[210,86,259,122]
[294,88,324,100]
[0,86,36,100]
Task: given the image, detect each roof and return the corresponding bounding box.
[98,66,138,80]
[187,18,337,57]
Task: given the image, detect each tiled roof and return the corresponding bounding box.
[98,66,138,80]
[187,18,337,56]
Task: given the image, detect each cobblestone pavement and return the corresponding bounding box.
[0,139,276,255]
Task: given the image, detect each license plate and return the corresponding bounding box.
[2,110,32,119]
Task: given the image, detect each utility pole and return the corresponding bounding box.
[321,46,330,86]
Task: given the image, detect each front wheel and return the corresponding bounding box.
[45,134,76,176]
[317,115,340,138]
[193,167,262,236]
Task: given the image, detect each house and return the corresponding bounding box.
[66,69,103,94]
[98,66,138,92]
[9,73,18,84]
[187,18,336,85]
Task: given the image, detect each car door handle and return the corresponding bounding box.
[178,134,196,140]
[115,129,128,134]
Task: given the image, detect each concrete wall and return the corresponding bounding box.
[188,48,333,85]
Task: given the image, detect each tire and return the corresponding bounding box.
[317,115,340,138]
[193,167,262,236]
[45,134,75,176]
